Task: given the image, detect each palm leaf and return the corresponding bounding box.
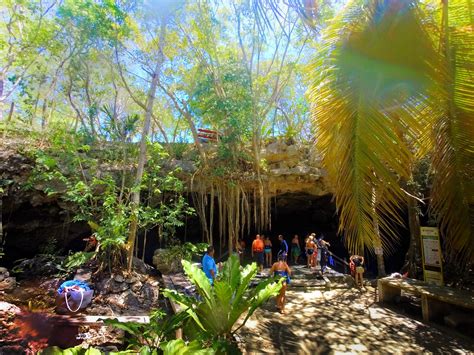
[221,254,241,291]
[429,0,474,262]
[308,0,441,254]
[181,260,214,306]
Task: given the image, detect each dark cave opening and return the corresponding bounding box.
[2,192,412,276]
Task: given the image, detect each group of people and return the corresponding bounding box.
[249,233,332,273]
[202,234,365,315]
[304,233,331,272]
[248,234,290,272]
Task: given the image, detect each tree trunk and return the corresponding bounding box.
[126,21,167,273]
[372,187,386,277]
[0,193,4,260]
[2,102,14,139]
[405,194,422,278]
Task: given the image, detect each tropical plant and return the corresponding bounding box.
[306,0,474,273]
[24,126,194,271]
[40,346,102,355]
[308,0,440,269]
[62,251,95,271]
[104,309,187,351]
[428,0,474,263]
[160,339,214,355]
[164,254,282,343]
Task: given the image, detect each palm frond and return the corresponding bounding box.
[308,0,441,255]
[429,0,474,262]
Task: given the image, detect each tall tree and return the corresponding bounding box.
[115,1,180,271]
[0,1,57,124]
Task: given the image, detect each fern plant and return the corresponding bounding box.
[164,254,282,342]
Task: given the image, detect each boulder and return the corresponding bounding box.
[0,267,9,282]
[74,269,92,283]
[0,301,21,314]
[290,165,311,175]
[131,281,143,293]
[110,281,129,294]
[0,277,16,292]
[140,283,159,306]
[13,255,64,277]
[121,290,141,309]
[132,257,156,275]
[86,305,114,316]
[153,249,181,274]
[114,274,124,283]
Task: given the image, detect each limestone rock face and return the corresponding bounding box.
[1,138,331,264]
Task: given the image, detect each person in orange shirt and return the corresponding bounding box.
[251,234,265,272]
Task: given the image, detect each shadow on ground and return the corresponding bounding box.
[238,287,474,354]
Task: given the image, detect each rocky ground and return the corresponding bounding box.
[0,257,164,353]
[238,286,474,354]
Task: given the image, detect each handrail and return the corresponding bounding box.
[327,250,350,267]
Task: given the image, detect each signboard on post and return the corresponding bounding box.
[420,227,443,286]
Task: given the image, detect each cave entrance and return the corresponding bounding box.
[263,192,347,260]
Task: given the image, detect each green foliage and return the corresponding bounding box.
[164,254,282,341]
[160,339,214,355]
[63,251,95,271]
[57,0,129,44]
[104,309,187,351]
[24,126,195,270]
[40,346,102,355]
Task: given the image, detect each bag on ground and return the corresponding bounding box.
[56,280,94,313]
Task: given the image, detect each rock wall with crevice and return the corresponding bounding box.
[0,138,334,265]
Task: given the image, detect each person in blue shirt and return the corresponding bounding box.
[202,245,218,285]
[278,235,288,262]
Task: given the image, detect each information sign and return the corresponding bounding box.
[420,227,443,286]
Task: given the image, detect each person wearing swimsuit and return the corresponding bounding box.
[291,234,300,265]
[264,235,273,268]
[306,235,316,268]
[270,255,291,313]
[350,255,365,287]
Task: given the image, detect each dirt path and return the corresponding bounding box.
[238,286,474,354]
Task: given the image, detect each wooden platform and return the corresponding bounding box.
[162,273,196,339]
[41,314,150,325]
[378,277,474,322]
